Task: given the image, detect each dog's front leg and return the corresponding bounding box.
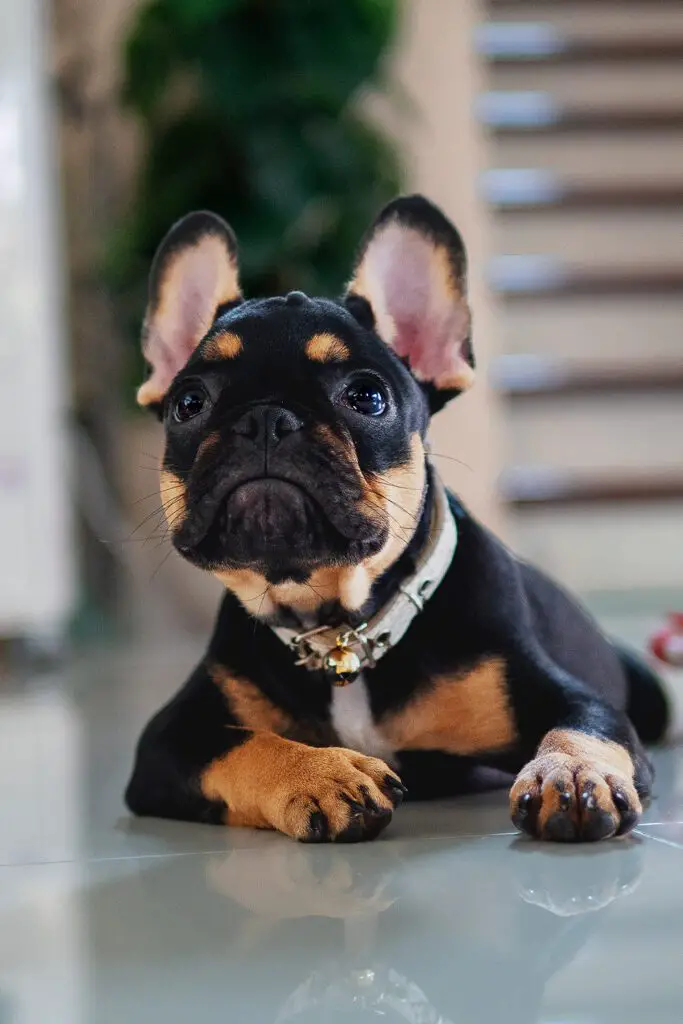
[201,733,405,842]
[126,662,405,842]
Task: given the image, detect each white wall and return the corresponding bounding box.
[0,0,74,637]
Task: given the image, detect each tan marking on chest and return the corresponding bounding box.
[204,330,243,359]
[305,333,350,363]
[211,665,293,735]
[381,658,516,756]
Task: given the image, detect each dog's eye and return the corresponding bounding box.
[342,379,387,417]
[173,386,207,423]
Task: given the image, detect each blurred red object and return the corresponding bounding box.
[650,614,683,667]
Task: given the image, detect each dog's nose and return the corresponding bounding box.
[231,404,303,446]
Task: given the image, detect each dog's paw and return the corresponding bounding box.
[268,747,406,843]
[510,752,642,842]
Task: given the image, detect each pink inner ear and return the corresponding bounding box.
[168,272,218,364]
[369,227,471,387]
[140,241,237,405]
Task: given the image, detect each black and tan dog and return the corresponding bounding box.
[126,195,674,843]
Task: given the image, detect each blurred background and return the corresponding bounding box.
[1,0,682,657]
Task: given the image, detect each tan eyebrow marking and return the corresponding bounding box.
[305,333,350,363]
[204,331,243,360]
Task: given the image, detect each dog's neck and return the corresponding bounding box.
[270,469,457,677]
[276,478,434,633]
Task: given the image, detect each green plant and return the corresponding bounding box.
[111,0,403,388]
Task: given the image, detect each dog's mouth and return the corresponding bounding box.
[174,476,386,575]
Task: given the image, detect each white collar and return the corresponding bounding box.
[272,469,457,685]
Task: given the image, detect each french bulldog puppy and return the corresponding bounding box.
[126,196,671,843]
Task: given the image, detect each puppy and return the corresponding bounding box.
[126,195,674,843]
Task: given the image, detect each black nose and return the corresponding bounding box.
[231,404,304,446]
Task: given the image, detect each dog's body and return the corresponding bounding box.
[126,196,670,843]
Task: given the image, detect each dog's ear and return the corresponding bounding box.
[345,195,473,413]
[137,211,242,408]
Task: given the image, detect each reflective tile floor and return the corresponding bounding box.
[1,632,683,1024]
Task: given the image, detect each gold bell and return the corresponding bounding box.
[323,642,361,685]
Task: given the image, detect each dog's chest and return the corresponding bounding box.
[329,674,396,762]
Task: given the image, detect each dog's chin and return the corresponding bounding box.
[174,478,385,579]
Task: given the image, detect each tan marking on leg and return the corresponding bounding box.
[201,735,401,839]
[381,658,516,755]
[305,333,350,363]
[203,331,243,360]
[536,730,635,776]
[159,469,187,530]
[210,664,292,735]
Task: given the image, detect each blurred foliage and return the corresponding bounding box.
[110,0,403,390]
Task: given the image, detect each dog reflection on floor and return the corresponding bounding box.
[207,839,641,1023]
[90,825,642,1022]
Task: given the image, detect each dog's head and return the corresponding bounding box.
[138,196,474,619]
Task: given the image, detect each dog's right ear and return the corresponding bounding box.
[137,211,242,409]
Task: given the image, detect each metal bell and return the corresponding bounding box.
[323,644,361,685]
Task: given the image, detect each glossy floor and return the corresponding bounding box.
[1,637,683,1024]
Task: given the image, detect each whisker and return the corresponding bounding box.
[379,481,423,493]
[303,579,334,602]
[131,484,188,507]
[365,495,417,541]
[380,492,421,523]
[428,451,473,472]
[149,547,175,583]
[130,496,185,538]
[242,585,271,604]
[255,586,271,630]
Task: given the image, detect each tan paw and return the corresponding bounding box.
[269,746,406,842]
[211,736,407,843]
[510,749,641,842]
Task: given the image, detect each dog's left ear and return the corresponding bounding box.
[345,195,473,413]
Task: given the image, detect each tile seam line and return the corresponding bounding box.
[634,829,683,851]
[0,830,521,868]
